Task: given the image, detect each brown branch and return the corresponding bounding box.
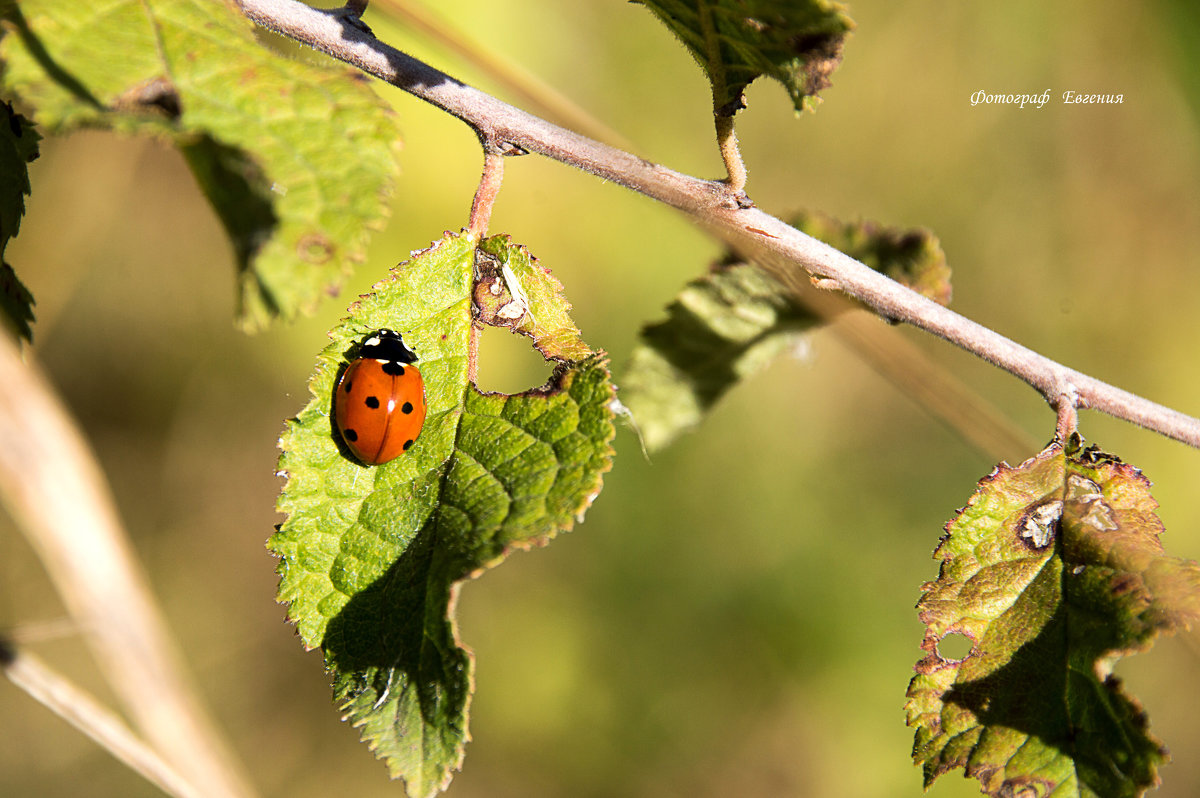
[235,0,1200,449]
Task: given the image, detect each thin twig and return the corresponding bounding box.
[234,0,1200,449]
[0,335,255,798]
[1,640,205,798]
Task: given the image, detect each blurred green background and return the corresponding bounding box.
[3,1,1199,796]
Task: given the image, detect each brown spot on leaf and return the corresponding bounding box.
[297,233,335,264]
[114,76,181,119]
[790,32,845,98]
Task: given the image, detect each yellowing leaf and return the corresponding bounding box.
[906,438,1200,797]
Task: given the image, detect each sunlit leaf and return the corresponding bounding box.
[906,437,1200,797]
[631,0,853,114]
[272,232,615,797]
[0,0,401,330]
[473,234,591,362]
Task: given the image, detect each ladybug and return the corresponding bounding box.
[334,329,427,465]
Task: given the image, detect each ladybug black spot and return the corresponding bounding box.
[382,361,406,376]
[403,439,414,450]
[343,379,353,393]
[344,429,358,442]
[365,396,380,409]
[401,401,413,414]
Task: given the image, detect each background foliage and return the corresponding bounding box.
[2,1,1199,796]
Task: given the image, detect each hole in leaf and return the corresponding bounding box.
[937,632,973,661]
[474,326,553,395]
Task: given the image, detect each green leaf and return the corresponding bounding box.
[473,233,591,362]
[0,100,39,341]
[793,210,951,306]
[272,232,616,797]
[619,211,949,451]
[631,0,854,114]
[620,261,815,452]
[0,0,401,330]
[906,437,1200,797]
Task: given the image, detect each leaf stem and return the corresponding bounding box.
[715,115,748,194]
[467,147,505,238]
[467,322,480,383]
[1055,393,1080,442]
[235,0,1200,450]
[696,0,748,192]
[465,148,505,384]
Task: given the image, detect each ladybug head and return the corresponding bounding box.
[358,328,419,363]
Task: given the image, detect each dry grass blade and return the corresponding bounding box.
[0,335,256,798]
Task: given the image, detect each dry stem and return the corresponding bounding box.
[0,336,255,798]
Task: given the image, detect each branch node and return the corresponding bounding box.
[329,1,371,35]
[725,187,754,209]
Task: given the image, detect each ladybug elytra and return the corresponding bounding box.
[334,329,427,465]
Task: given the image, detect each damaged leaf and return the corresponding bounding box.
[906,437,1200,797]
[272,231,615,797]
[631,0,854,114]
